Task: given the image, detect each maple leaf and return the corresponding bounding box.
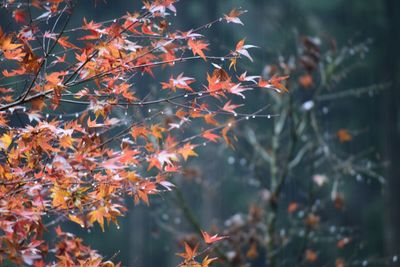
[337,129,352,142]
[57,36,79,50]
[229,83,251,99]
[177,242,199,260]
[179,143,198,161]
[188,39,209,60]
[238,71,259,83]
[69,214,85,228]
[55,226,63,236]
[162,73,195,92]
[305,249,318,263]
[222,100,243,114]
[298,74,313,88]
[0,133,12,150]
[157,150,178,166]
[89,206,107,232]
[201,256,217,267]
[13,9,28,24]
[201,230,228,244]
[0,34,23,51]
[204,113,219,126]
[287,202,298,213]
[224,9,247,25]
[202,131,220,142]
[258,76,289,93]
[234,39,257,62]
[206,73,226,95]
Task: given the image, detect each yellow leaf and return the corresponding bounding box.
[89,207,106,232]
[0,133,12,150]
[179,143,198,161]
[68,214,85,228]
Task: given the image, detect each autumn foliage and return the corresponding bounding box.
[0,0,288,265]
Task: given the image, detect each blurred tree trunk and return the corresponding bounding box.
[128,207,145,267]
[383,0,400,262]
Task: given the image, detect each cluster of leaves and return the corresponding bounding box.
[176,36,384,267]
[0,0,290,265]
[176,231,227,267]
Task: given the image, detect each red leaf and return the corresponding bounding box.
[188,39,209,60]
[201,230,228,244]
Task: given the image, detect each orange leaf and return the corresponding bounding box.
[188,39,209,61]
[337,129,352,142]
[287,202,298,213]
[177,242,199,261]
[88,207,106,232]
[201,256,217,267]
[305,249,318,262]
[179,143,198,161]
[298,74,313,88]
[224,9,246,25]
[202,131,220,143]
[201,230,228,244]
[204,114,219,126]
